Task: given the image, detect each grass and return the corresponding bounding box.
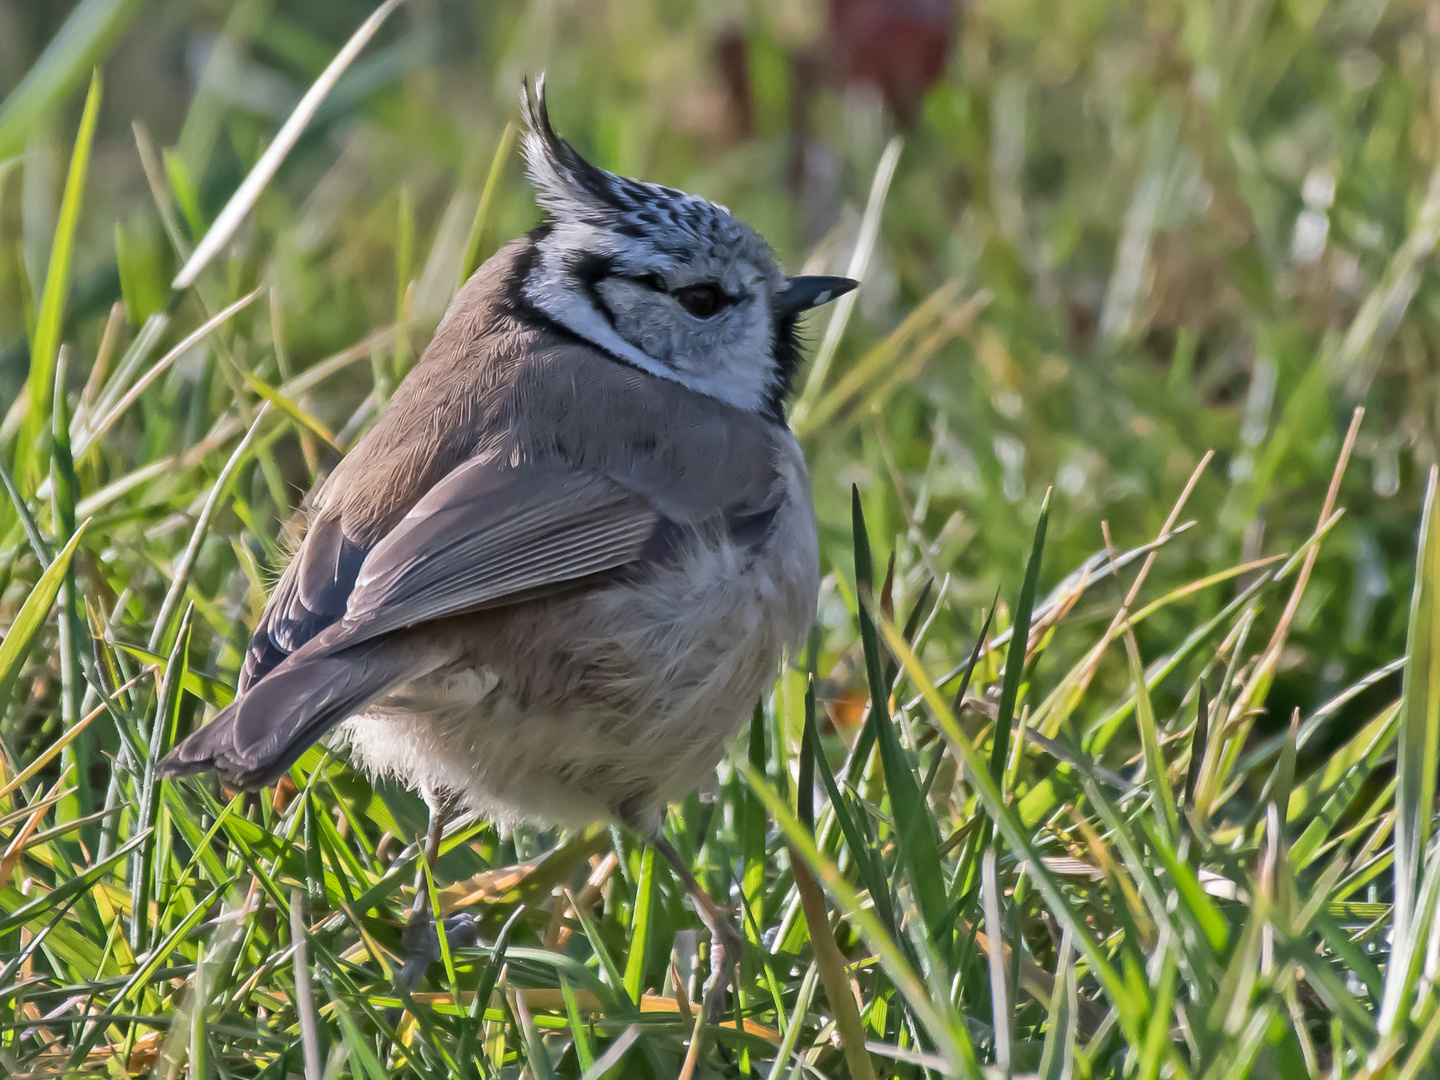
[3,0,1440,1076]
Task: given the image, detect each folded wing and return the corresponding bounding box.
[333,456,659,645]
[161,457,665,786]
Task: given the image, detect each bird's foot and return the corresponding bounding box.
[697,907,744,1027]
[399,909,481,988]
[650,836,746,1028]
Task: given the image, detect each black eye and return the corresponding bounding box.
[674,283,725,319]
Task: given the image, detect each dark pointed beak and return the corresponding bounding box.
[776,275,859,317]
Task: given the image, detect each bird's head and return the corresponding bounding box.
[518,77,856,421]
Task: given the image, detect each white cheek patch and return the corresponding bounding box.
[524,244,774,414]
[668,306,774,399]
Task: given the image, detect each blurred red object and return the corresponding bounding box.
[829,0,956,121]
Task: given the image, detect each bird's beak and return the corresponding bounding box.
[776,275,859,317]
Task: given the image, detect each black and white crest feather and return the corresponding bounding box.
[520,75,739,257]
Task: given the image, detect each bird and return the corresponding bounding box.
[160,76,857,1008]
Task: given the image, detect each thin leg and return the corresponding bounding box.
[399,794,477,989]
[654,836,743,1027]
[414,799,447,913]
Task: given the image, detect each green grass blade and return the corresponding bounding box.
[992,491,1050,791]
[850,485,949,949]
[879,620,1138,1037]
[111,642,234,706]
[1124,630,1180,844]
[1037,928,1076,1080]
[742,762,975,1076]
[803,675,897,936]
[460,905,524,1072]
[742,702,768,949]
[622,843,656,1001]
[48,349,77,544]
[1184,680,1210,813]
[798,673,817,831]
[393,184,415,383]
[0,826,148,936]
[459,121,518,287]
[48,346,91,815]
[1136,934,1178,1080]
[560,975,596,1074]
[1380,466,1440,1034]
[321,972,391,1080]
[242,371,343,452]
[0,458,53,563]
[1143,820,1228,953]
[570,881,633,1006]
[19,70,101,483]
[0,520,88,717]
[130,607,191,955]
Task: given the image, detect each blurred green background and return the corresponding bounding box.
[3,0,1437,737]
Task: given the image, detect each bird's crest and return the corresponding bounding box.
[520,75,731,252]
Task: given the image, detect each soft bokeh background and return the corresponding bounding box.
[4,0,1440,1075]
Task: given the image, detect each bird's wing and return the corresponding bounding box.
[172,455,662,787]
[239,513,369,690]
[329,455,661,646]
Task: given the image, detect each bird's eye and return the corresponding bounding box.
[674,283,725,319]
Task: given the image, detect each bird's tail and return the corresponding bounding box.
[160,638,437,790]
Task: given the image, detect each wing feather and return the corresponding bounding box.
[326,457,661,647]
[240,513,368,690]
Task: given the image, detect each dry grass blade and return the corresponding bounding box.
[795,281,986,438]
[791,135,903,421]
[147,403,270,651]
[789,845,878,1080]
[73,288,262,458]
[1073,451,1213,695]
[1197,408,1364,811]
[290,890,322,1080]
[171,0,407,289]
[744,763,971,1073]
[0,767,74,881]
[982,847,1011,1077]
[1261,407,1364,661]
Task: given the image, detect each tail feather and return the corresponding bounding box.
[160,638,434,790]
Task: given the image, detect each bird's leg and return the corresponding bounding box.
[653,836,743,1027]
[416,799,447,908]
[399,792,477,988]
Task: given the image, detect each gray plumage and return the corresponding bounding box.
[161,78,851,840]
